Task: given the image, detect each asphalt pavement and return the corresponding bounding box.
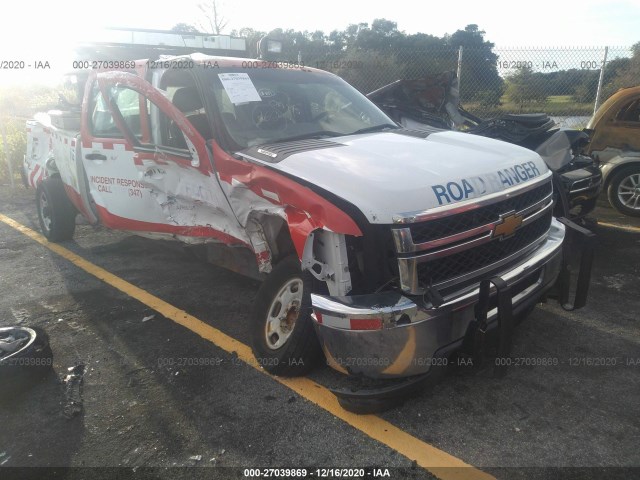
[0,186,638,480]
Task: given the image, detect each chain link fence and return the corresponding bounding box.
[288,45,635,128]
[1,45,636,184]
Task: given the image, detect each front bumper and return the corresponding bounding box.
[311,218,565,379]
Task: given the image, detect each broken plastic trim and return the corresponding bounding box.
[331,373,432,414]
[552,172,571,218]
[555,217,595,311]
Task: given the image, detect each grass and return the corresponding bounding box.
[465,95,594,118]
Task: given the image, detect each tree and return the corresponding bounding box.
[333,50,403,93]
[0,117,26,185]
[604,43,640,96]
[231,27,266,58]
[0,84,63,184]
[171,23,200,33]
[446,24,502,104]
[570,56,631,103]
[227,20,503,99]
[353,19,402,50]
[505,66,548,108]
[198,0,228,34]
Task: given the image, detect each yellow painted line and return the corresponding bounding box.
[0,213,494,480]
[598,221,640,233]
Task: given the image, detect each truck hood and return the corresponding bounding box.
[262,131,549,224]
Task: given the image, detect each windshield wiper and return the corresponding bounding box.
[267,131,345,144]
[258,124,397,146]
[349,123,399,136]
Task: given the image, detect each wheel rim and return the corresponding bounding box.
[38,190,52,232]
[264,278,303,350]
[617,173,640,210]
[0,327,36,361]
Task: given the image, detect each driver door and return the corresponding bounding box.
[92,72,247,244]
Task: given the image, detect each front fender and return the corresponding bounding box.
[44,155,59,177]
[285,206,322,259]
[600,151,640,186]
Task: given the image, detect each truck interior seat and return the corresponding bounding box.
[170,87,213,144]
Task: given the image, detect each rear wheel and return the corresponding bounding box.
[36,177,77,241]
[20,160,30,188]
[607,166,640,217]
[251,256,323,376]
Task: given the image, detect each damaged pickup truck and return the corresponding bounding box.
[24,56,593,407]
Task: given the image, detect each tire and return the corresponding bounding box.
[20,162,30,188]
[607,166,640,217]
[0,326,53,382]
[36,177,77,241]
[251,255,323,376]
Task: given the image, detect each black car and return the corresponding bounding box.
[367,73,602,220]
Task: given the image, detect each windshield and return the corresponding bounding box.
[204,68,396,149]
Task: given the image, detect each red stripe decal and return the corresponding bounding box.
[29,164,40,187]
[36,168,45,186]
[349,318,383,330]
[63,184,93,220]
[212,142,361,248]
[94,204,248,246]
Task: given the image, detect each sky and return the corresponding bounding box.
[0,0,638,86]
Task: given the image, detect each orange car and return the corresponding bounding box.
[586,86,640,216]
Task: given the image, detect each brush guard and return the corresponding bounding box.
[555,217,595,311]
[466,217,594,373]
[329,219,594,412]
[465,276,514,377]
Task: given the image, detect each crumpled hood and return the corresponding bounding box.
[269,131,549,224]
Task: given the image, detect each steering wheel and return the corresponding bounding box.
[312,99,355,122]
[251,104,288,131]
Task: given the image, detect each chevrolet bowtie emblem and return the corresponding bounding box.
[493,212,523,239]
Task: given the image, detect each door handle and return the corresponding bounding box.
[85,153,107,161]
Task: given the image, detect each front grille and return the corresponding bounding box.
[416,209,552,286]
[407,181,552,244]
[394,177,555,294]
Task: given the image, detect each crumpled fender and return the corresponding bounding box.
[213,141,363,259]
[284,206,323,259]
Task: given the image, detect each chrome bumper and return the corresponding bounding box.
[311,218,565,379]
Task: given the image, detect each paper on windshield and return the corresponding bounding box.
[218,73,261,104]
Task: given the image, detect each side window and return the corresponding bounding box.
[146,98,190,151]
[109,86,143,138]
[93,79,194,155]
[90,84,120,138]
[90,84,146,139]
[615,98,640,124]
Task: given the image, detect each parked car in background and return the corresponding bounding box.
[367,73,603,221]
[585,86,640,217]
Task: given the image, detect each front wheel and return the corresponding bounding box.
[36,177,77,241]
[251,256,323,376]
[607,166,640,217]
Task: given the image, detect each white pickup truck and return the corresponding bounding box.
[24,55,586,394]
